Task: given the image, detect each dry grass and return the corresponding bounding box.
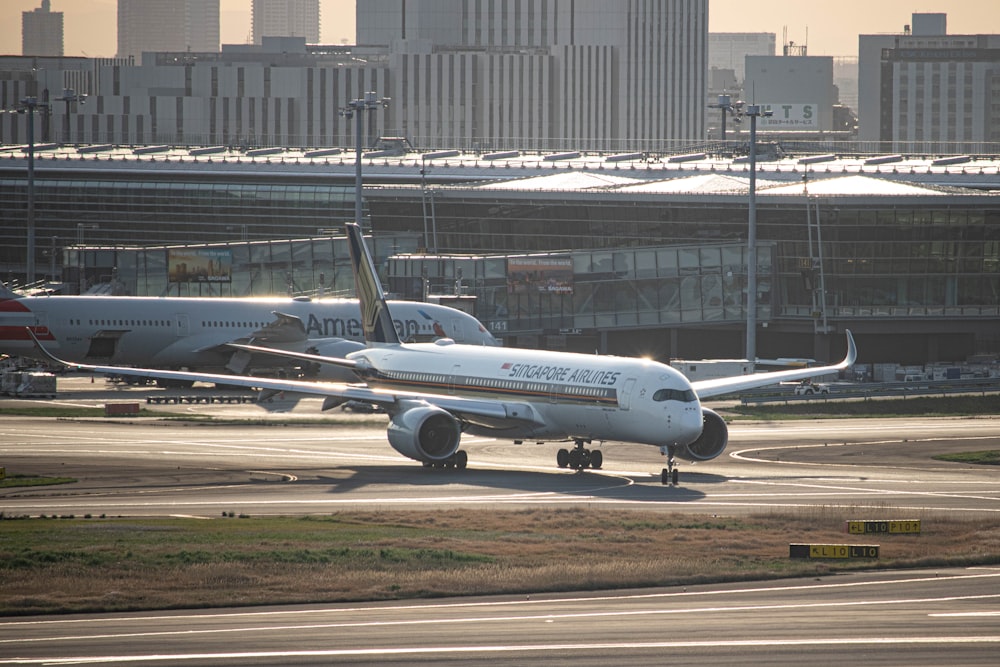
[3,508,999,616]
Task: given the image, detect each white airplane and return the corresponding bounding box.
[1,287,497,384]
[29,223,857,485]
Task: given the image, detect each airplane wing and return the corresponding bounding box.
[27,329,542,428]
[246,311,309,344]
[691,330,857,399]
[186,311,310,355]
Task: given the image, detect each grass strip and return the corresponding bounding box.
[726,394,1000,420]
[2,509,999,616]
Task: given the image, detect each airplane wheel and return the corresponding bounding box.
[567,448,582,469]
[589,450,603,469]
[557,448,570,468]
[578,449,592,469]
[661,468,670,485]
[454,450,468,469]
[672,468,680,485]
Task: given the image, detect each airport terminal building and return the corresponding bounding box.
[1,144,999,365]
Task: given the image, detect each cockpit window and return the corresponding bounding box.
[652,388,697,403]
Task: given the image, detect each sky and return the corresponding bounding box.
[2,1,999,59]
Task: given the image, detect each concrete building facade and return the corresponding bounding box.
[3,0,708,151]
[745,55,836,133]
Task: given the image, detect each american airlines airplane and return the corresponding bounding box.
[1,286,498,383]
[30,223,857,485]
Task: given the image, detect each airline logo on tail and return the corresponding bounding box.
[0,298,56,341]
[345,223,401,346]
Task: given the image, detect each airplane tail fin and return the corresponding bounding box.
[344,223,401,346]
[0,282,21,300]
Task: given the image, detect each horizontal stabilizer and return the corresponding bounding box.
[226,342,359,371]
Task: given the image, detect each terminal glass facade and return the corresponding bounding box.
[371,192,1000,319]
[0,172,359,279]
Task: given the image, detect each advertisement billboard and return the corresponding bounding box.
[168,248,233,283]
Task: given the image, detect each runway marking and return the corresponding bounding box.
[6,571,1000,638]
[731,434,1000,466]
[3,636,1000,664]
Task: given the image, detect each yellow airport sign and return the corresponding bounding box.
[789,544,880,559]
[846,520,921,535]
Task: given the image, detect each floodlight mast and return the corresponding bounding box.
[708,94,742,140]
[339,92,390,239]
[745,104,773,364]
[15,90,85,287]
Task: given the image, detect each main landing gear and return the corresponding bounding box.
[660,445,679,486]
[422,450,468,469]
[557,440,603,470]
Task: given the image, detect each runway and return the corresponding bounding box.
[1,392,999,516]
[3,379,1000,665]
[3,568,999,665]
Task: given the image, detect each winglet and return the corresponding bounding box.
[25,327,87,371]
[842,329,857,368]
[344,223,401,346]
[690,329,859,400]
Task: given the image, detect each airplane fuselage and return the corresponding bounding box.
[352,340,706,448]
[0,295,496,369]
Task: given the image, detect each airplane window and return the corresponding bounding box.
[652,388,698,403]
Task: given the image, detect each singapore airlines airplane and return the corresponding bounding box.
[1,288,497,383]
[30,223,856,485]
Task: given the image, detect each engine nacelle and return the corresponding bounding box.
[386,404,462,463]
[677,408,729,462]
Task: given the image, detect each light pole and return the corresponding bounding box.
[77,223,98,294]
[18,97,45,287]
[744,104,772,363]
[48,236,59,285]
[339,92,390,245]
[708,94,742,140]
[420,157,429,252]
[16,90,86,286]
[55,88,85,144]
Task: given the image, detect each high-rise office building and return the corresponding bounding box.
[117,0,220,63]
[708,33,776,83]
[359,0,708,149]
[3,0,706,150]
[22,0,63,57]
[859,12,1000,148]
[252,0,320,45]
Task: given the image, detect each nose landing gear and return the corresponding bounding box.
[557,439,603,470]
[660,445,679,485]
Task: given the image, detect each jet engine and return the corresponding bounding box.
[676,408,729,462]
[386,404,462,463]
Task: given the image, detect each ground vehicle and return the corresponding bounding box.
[794,379,830,395]
[340,400,385,413]
[0,370,56,397]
